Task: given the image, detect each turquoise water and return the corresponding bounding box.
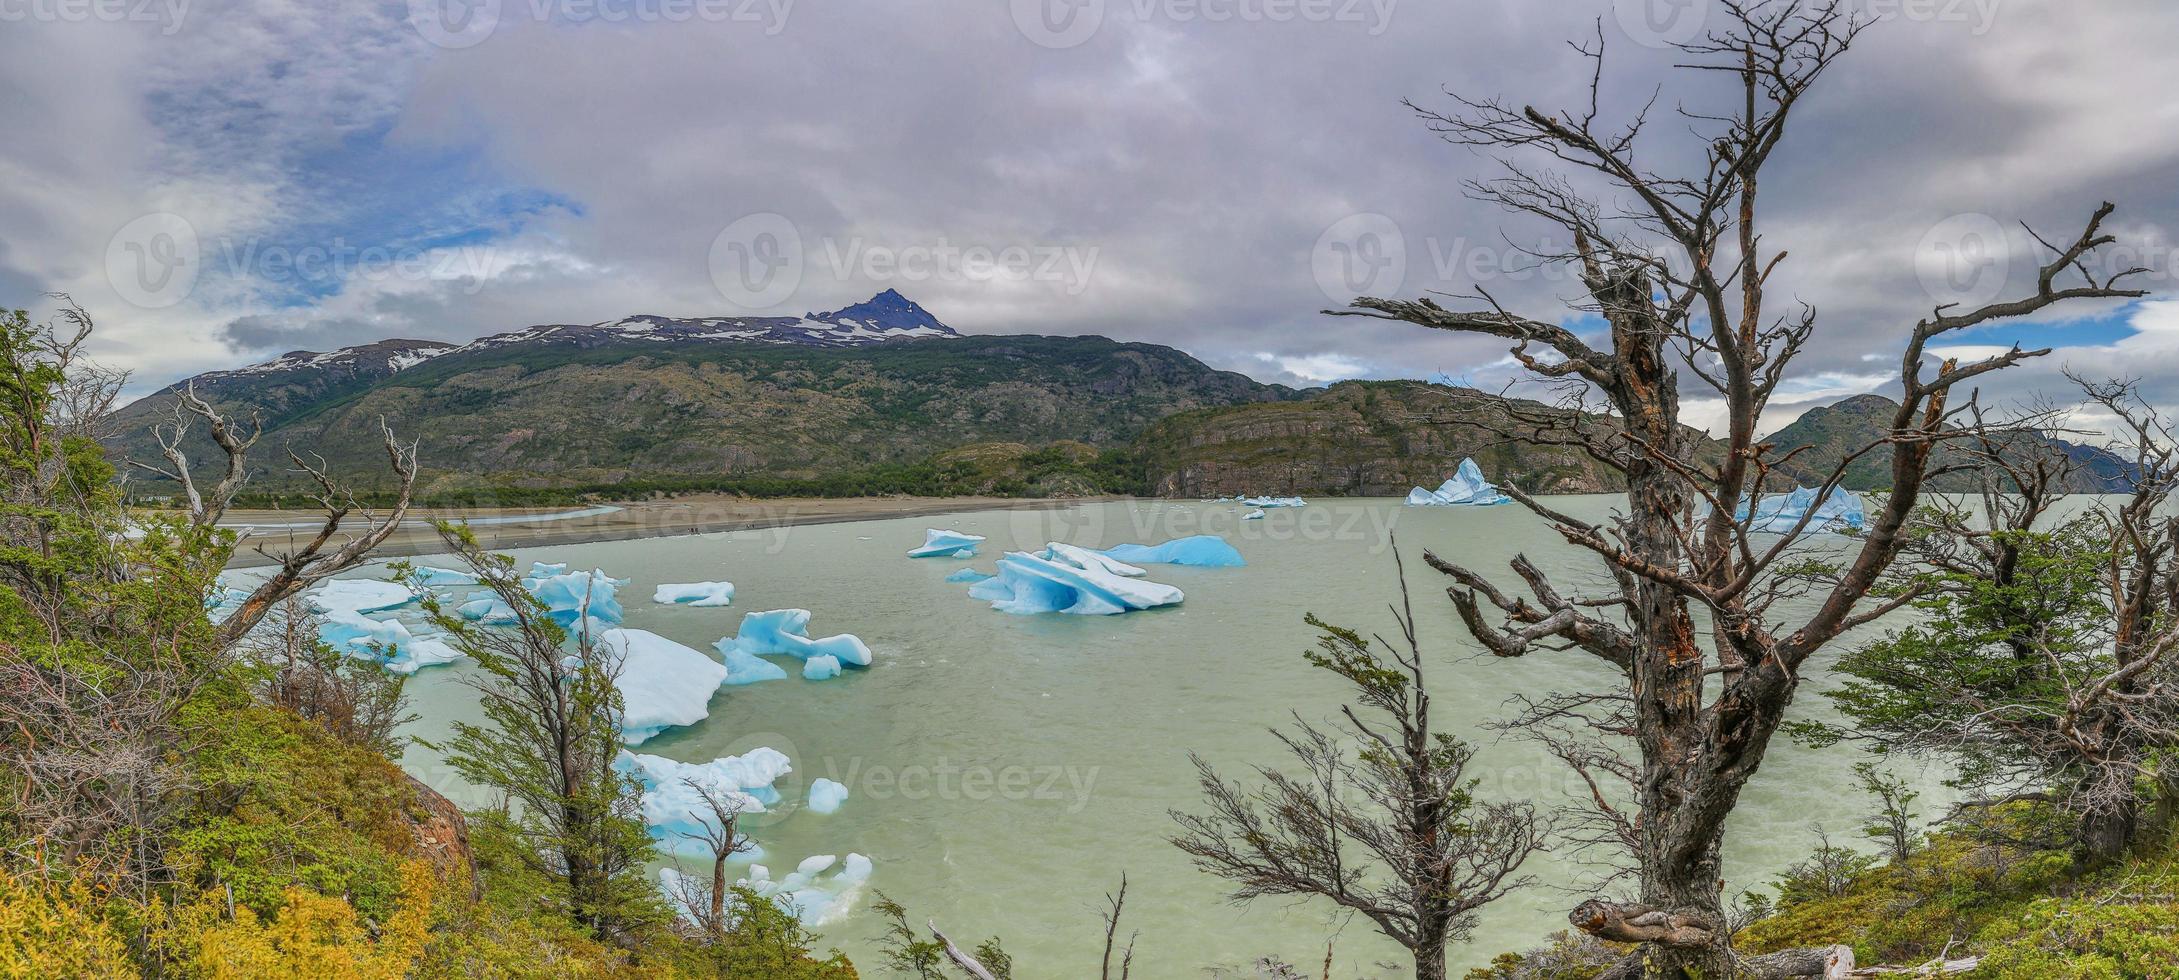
[381,497,1924,977]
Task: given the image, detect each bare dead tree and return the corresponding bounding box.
[1099,873,1136,980]
[204,421,419,650]
[665,776,757,939]
[1323,4,2148,974]
[125,383,259,528]
[1171,553,1546,980]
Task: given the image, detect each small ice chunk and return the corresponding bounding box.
[1102,534,1246,568]
[714,641,789,686]
[807,778,849,814]
[1237,495,1305,508]
[944,567,994,584]
[802,655,842,681]
[1405,458,1512,507]
[653,581,736,607]
[306,579,415,615]
[409,565,479,587]
[457,593,519,624]
[908,528,985,558]
[1241,508,1266,520]
[598,629,728,744]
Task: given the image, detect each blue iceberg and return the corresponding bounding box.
[306,579,415,616]
[802,655,842,681]
[529,569,627,627]
[1238,495,1305,508]
[944,567,994,584]
[808,778,849,814]
[653,581,736,607]
[715,642,790,686]
[723,609,874,667]
[619,747,788,856]
[1102,534,1246,568]
[408,565,479,587]
[598,628,728,745]
[1406,458,1512,507]
[907,528,985,558]
[1709,486,1867,534]
[969,547,1185,615]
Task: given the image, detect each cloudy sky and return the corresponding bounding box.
[3,0,2175,433]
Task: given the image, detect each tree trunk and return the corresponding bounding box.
[710,851,728,937]
[2082,798,2139,862]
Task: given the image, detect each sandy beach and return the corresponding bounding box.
[218,494,1118,568]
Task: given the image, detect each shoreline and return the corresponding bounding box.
[219,494,1125,568]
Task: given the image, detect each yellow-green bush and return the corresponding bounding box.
[159,860,435,979]
[0,870,134,979]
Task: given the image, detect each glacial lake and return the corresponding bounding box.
[367,496,1930,977]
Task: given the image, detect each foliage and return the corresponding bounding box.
[872,892,1010,979]
[157,859,435,979]
[0,868,135,978]
[417,527,665,941]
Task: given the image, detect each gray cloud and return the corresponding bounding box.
[0,0,2173,430]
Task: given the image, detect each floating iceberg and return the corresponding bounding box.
[598,629,729,745]
[943,567,993,584]
[408,565,479,587]
[618,748,788,855]
[1242,508,1266,520]
[653,581,736,607]
[526,561,570,579]
[1406,458,1512,507]
[529,569,626,627]
[723,609,873,667]
[1045,542,1147,578]
[741,853,872,927]
[1102,534,1246,568]
[802,655,842,681]
[907,528,985,558]
[1238,495,1306,508]
[808,778,849,814]
[457,592,520,625]
[716,643,790,686]
[1707,486,1867,535]
[969,547,1185,615]
[305,579,415,615]
[350,618,464,674]
[312,611,461,674]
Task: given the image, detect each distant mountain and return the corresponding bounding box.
[1766,393,2135,492]
[106,292,1290,496]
